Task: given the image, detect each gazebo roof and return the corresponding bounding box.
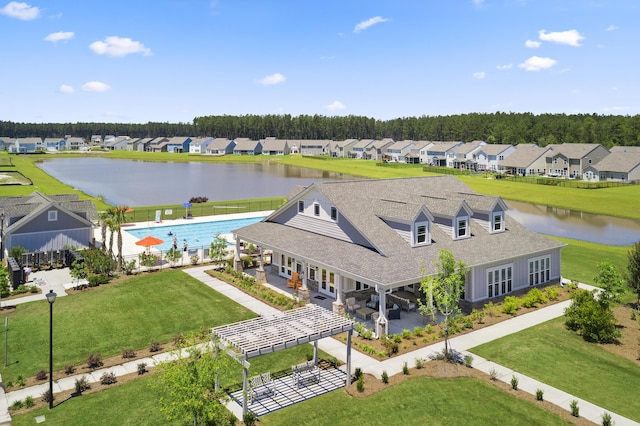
[211,304,354,359]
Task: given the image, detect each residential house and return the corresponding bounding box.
[384,140,415,162]
[545,143,609,178]
[363,139,394,161]
[105,136,129,151]
[609,146,640,155]
[233,138,262,155]
[348,139,375,159]
[188,137,214,154]
[448,140,486,170]
[475,144,515,172]
[582,152,640,183]
[232,176,564,336]
[135,138,154,152]
[422,141,463,166]
[261,138,290,155]
[300,140,332,156]
[148,137,170,152]
[44,138,66,152]
[0,137,15,151]
[166,137,192,153]
[65,137,86,151]
[329,139,358,158]
[90,135,103,146]
[404,141,431,164]
[205,138,236,155]
[9,138,43,153]
[500,145,551,176]
[0,192,98,254]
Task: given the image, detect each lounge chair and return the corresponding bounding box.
[287,272,302,289]
[346,297,361,313]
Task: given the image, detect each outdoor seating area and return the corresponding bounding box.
[287,271,302,290]
[291,360,320,387]
[248,372,275,403]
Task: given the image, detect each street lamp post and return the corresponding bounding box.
[0,210,5,261]
[46,290,57,409]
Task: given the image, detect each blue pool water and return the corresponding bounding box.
[126,216,265,251]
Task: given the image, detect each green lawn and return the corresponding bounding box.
[261,376,572,426]
[11,345,325,426]
[469,317,640,422]
[0,270,256,383]
[551,236,630,285]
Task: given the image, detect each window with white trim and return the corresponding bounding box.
[298,200,304,213]
[529,255,550,286]
[456,217,469,238]
[313,203,320,216]
[414,221,429,246]
[48,210,58,221]
[330,206,338,221]
[492,212,504,232]
[487,265,512,298]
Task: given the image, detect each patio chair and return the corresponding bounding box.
[287,272,302,289]
[345,297,361,313]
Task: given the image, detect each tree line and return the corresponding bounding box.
[2,112,640,148]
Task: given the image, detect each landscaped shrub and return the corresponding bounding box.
[36,369,47,380]
[87,274,111,287]
[10,400,23,410]
[100,372,117,385]
[522,288,548,308]
[121,348,136,359]
[41,389,53,403]
[545,286,561,301]
[470,308,485,324]
[601,412,612,426]
[402,361,409,375]
[381,370,389,384]
[458,315,474,329]
[502,296,520,315]
[86,353,103,369]
[75,376,90,394]
[401,329,413,340]
[123,259,137,275]
[173,333,186,347]
[243,412,258,426]
[570,399,579,417]
[137,362,147,375]
[536,389,544,401]
[464,355,473,368]
[24,396,34,408]
[356,375,364,392]
[511,375,519,390]
[189,196,208,204]
[354,367,363,380]
[483,301,498,317]
[415,357,425,369]
[149,340,161,352]
[393,334,402,343]
[565,289,621,343]
[412,326,424,337]
[328,357,340,368]
[382,337,399,356]
[423,324,434,334]
[489,368,498,381]
[16,375,25,387]
[190,254,200,265]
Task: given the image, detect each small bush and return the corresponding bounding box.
[149,340,161,352]
[328,357,339,368]
[522,288,548,308]
[354,367,363,380]
[305,353,313,361]
[100,372,117,385]
[536,388,544,401]
[464,355,473,368]
[243,412,258,426]
[470,308,485,324]
[64,364,76,375]
[173,333,186,347]
[87,353,103,369]
[570,399,579,417]
[190,254,200,265]
[393,334,402,343]
[75,376,90,394]
[137,362,147,375]
[545,286,560,301]
[489,368,498,381]
[36,369,47,380]
[41,389,53,403]
[123,259,137,275]
[483,302,498,317]
[415,357,425,369]
[10,399,24,410]
[16,375,25,387]
[502,296,520,315]
[423,324,434,334]
[511,375,519,390]
[381,370,389,384]
[402,361,409,375]
[122,348,136,359]
[382,337,399,356]
[601,412,612,426]
[356,374,365,392]
[24,395,34,408]
[413,326,424,337]
[401,329,413,340]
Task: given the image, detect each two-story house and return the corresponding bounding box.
[300,140,332,156]
[348,139,375,159]
[448,140,486,170]
[500,145,550,176]
[384,140,416,162]
[205,138,236,155]
[545,143,610,178]
[423,141,463,166]
[475,144,515,172]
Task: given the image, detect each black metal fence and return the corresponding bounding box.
[502,176,634,189]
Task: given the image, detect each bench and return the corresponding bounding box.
[248,372,275,403]
[291,361,320,387]
[388,293,417,312]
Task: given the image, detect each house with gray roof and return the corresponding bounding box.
[0,137,15,151]
[475,144,515,172]
[583,152,640,183]
[363,139,394,161]
[609,146,640,155]
[165,137,192,153]
[135,138,154,152]
[404,141,431,164]
[233,138,262,155]
[65,137,86,151]
[545,143,609,178]
[330,139,359,158]
[8,138,43,153]
[44,138,66,152]
[105,136,130,151]
[232,176,563,336]
[261,138,290,155]
[300,140,332,156]
[188,137,214,154]
[385,140,416,162]
[205,138,235,155]
[500,145,551,176]
[448,140,486,170]
[422,141,463,166]
[148,137,170,152]
[348,139,375,159]
[0,192,98,255]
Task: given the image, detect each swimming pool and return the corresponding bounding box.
[125,216,265,251]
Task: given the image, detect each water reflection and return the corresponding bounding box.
[506,200,640,246]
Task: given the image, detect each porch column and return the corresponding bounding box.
[242,355,248,418]
[234,237,243,272]
[375,288,389,338]
[255,245,266,283]
[332,273,345,315]
[346,330,352,386]
[298,261,311,304]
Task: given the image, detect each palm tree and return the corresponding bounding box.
[113,206,129,271]
[99,211,110,253]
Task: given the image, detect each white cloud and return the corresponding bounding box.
[525,39,541,48]
[606,25,619,31]
[603,106,626,112]
[538,29,584,47]
[258,73,286,86]
[0,1,39,20]
[82,81,111,92]
[89,36,152,57]
[471,0,485,7]
[59,84,74,94]
[325,101,346,111]
[44,31,74,42]
[472,72,486,79]
[353,16,389,33]
[496,63,513,70]
[518,56,557,71]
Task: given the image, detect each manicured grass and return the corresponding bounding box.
[551,235,630,285]
[469,317,640,421]
[11,345,325,426]
[0,270,255,383]
[261,376,572,426]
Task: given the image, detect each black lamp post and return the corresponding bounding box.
[46,290,57,409]
[0,210,5,261]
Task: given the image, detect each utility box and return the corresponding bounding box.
[7,257,24,290]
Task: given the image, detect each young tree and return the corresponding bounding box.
[69,259,88,286]
[628,241,640,306]
[151,335,235,426]
[594,261,626,308]
[565,289,620,343]
[419,250,467,359]
[209,233,228,265]
[165,248,183,267]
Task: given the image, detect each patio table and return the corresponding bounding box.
[355,307,375,320]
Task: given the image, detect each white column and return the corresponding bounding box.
[335,273,343,304]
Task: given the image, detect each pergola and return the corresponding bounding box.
[211,304,354,417]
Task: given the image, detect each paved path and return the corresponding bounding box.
[1,267,637,425]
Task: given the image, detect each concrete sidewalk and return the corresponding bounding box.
[1,267,637,425]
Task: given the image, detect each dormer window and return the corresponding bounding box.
[456,217,469,238]
[414,222,429,246]
[492,212,504,232]
[48,210,58,221]
[298,200,304,213]
[314,203,320,216]
[330,207,338,221]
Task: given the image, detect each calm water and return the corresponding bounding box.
[38,158,356,206]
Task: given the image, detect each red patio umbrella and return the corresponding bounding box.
[135,236,164,253]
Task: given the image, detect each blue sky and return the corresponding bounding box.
[1,0,638,124]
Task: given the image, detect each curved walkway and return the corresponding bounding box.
[0,267,637,425]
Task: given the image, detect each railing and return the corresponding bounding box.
[502,175,634,189]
